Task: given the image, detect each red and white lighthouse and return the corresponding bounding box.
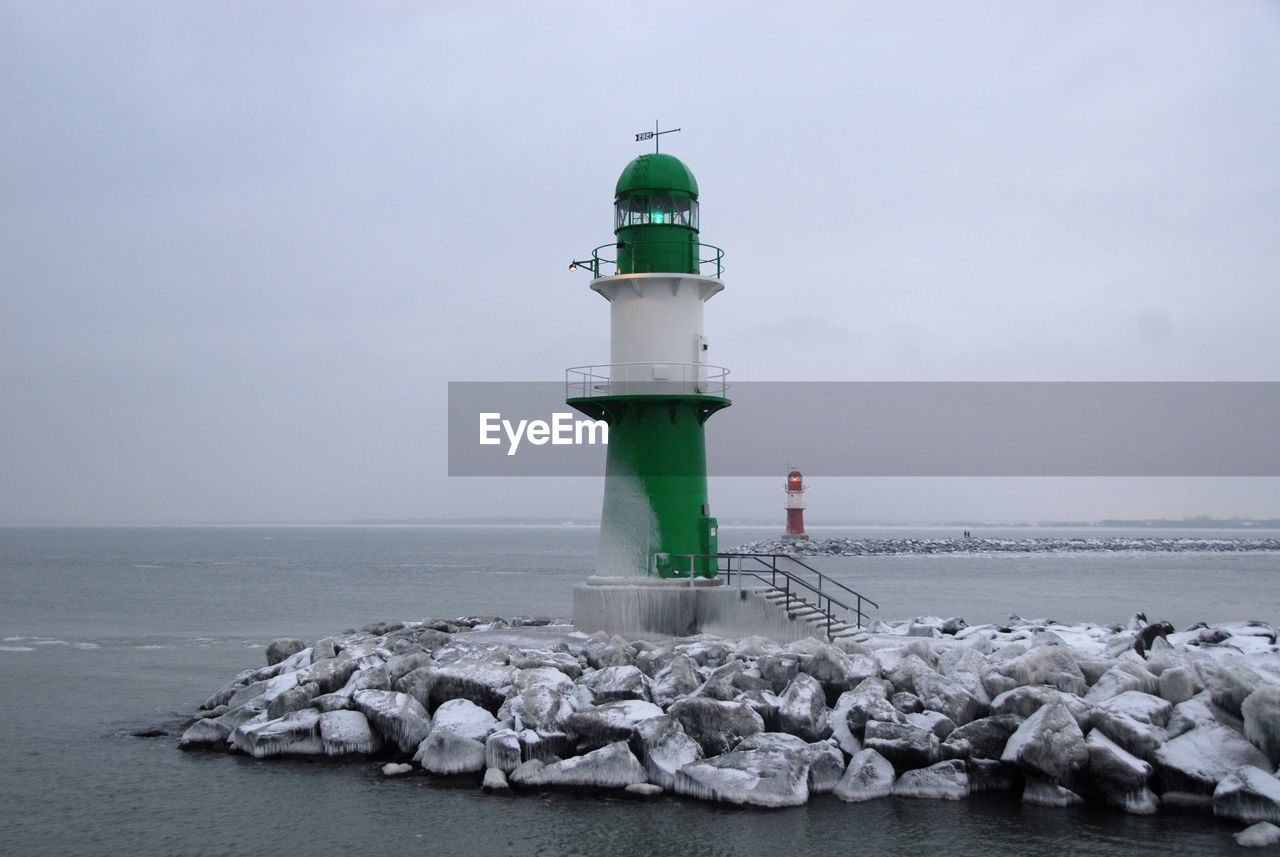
[784,467,808,539]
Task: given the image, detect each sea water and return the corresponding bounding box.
[0,525,1276,856]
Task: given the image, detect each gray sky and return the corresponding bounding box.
[2,2,1278,525]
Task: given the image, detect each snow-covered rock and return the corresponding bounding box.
[906,711,957,741]
[1153,724,1271,794]
[668,698,765,757]
[891,692,923,714]
[179,718,230,750]
[319,710,381,755]
[1242,686,1280,766]
[778,673,830,742]
[1237,822,1280,848]
[799,645,878,700]
[673,747,810,808]
[1167,692,1244,738]
[352,690,432,754]
[429,698,497,742]
[1086,729,1156,814]
[1090,691,1171,758]
[231,709,322,758]
[893,760,969,800]
[1086,661,1159,703]
[757,653,801,694]
[566,699,663,749]
[913,671,982,726]
[421,659,515,712]
[984,646,1087,697]
[828,691,864,756]
[990,685,1092,731]
[266,638,305,666]
[1000,702,1088,784]
[414,730,486,775]
[941,715,1021,760]
[580,665,651,703]
[842,678,905,735]
[482,767,510,792]
[1213,765,1280,824]
[633,714,703,789]
[1157,665,1203,705]
[833,748,896,802]
[309,658,359,694]
[864,720,940,770]
[511,741,647,789]
[484,729,522,773]
[651,655,701,709]
[1022,777,1084,807]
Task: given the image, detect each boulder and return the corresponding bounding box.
[178,718,230,750]
[864,720,940,771]
[914,671,983,726]
[430,698,497,742]
[266,638,305,666]
[231,709,322,757]
[892,759,969,800]
[1158,666,1203,705]
[579,665,651,704]
[421,660,515,712]
[1086,729,1157,814]
[414,731,486,775]
[1237,822,1280,848]
[309,658,359,694]
[991,686,1092,731]
[1154,724,1271,794]
[668,698,765,757]
[833,748,896,802]
[827,691,863,756]
[1022,777,1084,807]
[966,758,1020,793]
[906,711,957,741]
[266,683,319,720]
[384,653,434,686]
[1242,686,1280,766]
[319,710,381,755]
[1167,692,1244,738]
[340,665,391,695]
[694,661,748,701]
[757,654,801,694]
[382,762,413,777]
[673,747,810,808]
[1090,691,1171,759]
[482,767,511,792]
[352,690,432,754]
[508,650,582,678]
[941,715,1022,760]
[499,668,579,732]
[1001,702,1088,784]
[842,678,905,735]
[512,741,647,789]
[484,729,522,773]
[884,653,934,696]
[778,673,831,742]
[804,740,846,794]
[1213,766,1280,825]
[566,700,664,750]
[651,655,702,709]
[1085,662,1159,703]
[311,692,353,713]
[799,645,878,701]
[1209,662,1265,716]
[892,692,923,714]
[985,646,1087,696]
[633,714,703,789]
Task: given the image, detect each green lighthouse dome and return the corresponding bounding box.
[614,153,699,199]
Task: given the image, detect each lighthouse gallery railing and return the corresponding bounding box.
[569,241,725,279]
[566,363,729,399]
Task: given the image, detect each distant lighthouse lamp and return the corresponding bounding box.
[566,126,729,579]
[784,467,809,540]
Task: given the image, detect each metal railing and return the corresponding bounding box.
[671,552,879,638]
[569,241,725,278]
[566,362,729,399]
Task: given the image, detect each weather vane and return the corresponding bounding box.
[634,120,680,153]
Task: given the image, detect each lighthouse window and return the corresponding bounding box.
[614,195,698,228]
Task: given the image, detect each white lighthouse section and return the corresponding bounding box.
[591,273,724,393]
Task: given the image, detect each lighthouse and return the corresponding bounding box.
[567,143,729,579]
[784,467,808,539]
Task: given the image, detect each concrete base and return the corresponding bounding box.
[573,576,820,642]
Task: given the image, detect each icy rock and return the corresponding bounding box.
[385,653,433,686]
[482,767,510,792]
[312,637,338,661]
[422,660,516,713]
[914,672,982,726]
[1237,822,1280,848]
[634,714,704,789]
[906,711,957,741]
[1158,666,1203,705]
[340,665,391,696]
[893,760,969,800]
[804,740,846,794]
[677,640,734,668]
[309,658,359,694]
[966,758,1019,793]
[734,635,783,659]
[694,661,747,701]
[1086,729,1152,790]
[382,762,413,777]
[1209,664,1268,717]
[991,686,1092,731]
[884,653,934,696]
[843,678,906,735]
[907,624,941,638]
[430,698,497,742]
[566,700,663,750]
[485,729,522,773]
[985,646,1087,697]
[266,682,319,720]
[509,650,582,678]
[757,654,801,694]
[864,720,940,770]
[799,645,878,701]
[227,672,299,710]
[266,638,305,666]
[828,692,864,756]
[516,741,647,789]
[584,635,634,669]
[625,782,662,798]
[201,682,241,712]
[1001,702,1088,783]
[1154,724,1271,794]
[941,715,1022,760]
[1091,691,1171,758]
[668,698,765,757]
[319,710,380,755]
[735,688,781,730]
[415,731,486,775]
[499,670,578,733]
[892,692,923,714]
[1242,686,1280,765]
[179,718,230,750]
[232,709,322,758]
[652,655,701,709]
[778,673,831,742]
[1168,692,1244,738]
[352,690,432,754]
[834,748,896,802]
[1022,777,1084,807]
[580,665,651,704]
[1086,662,1159,703]
[1213,765,1280,824]
[674,747,810,808]
[311,692,353,713]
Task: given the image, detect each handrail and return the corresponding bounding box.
[566,362,730,399]
[570,240,725,278]
[670,552,879,637]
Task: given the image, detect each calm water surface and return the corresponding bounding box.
[0,525,1275,856]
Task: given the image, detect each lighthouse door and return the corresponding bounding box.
[694,334,709,392]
